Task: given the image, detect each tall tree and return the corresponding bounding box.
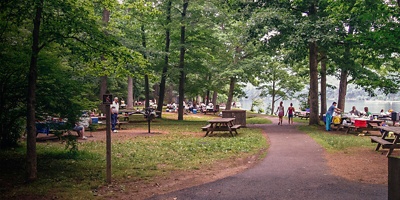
[320,52,327,119]
[99,8,110,113]
[257,57,305,115]
[26,0,43,182]
[24,0,123,181]
[246,0,335,125]
[178,0,189,120]
[157,0,172,117]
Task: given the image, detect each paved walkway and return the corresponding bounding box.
[148,117,387,200]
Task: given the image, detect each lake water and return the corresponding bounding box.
[239,99,400,114]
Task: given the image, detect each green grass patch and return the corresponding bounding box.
[298,125,376,152]
[0,114,267,199]
[246,114,272,124]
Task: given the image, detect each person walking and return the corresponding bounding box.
[326,102,340,131]
[286,103,295,124]
[111,97,119,133]
[276,101,284,125]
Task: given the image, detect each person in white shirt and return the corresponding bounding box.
[111,97,119,133]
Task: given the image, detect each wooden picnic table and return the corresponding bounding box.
[370,126,400,157]
[201,118,241,137]
[343,119,384,134]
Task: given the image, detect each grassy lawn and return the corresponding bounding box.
[298,124,377,152]
[0,113,269,199]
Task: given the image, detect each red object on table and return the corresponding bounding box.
[354,119,367,128]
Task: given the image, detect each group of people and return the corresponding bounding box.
[348,106,372,116]
[325,103,377,131]
[325,103,395,131]
[275,101,296,125]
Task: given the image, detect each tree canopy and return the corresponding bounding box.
[1,0,400,181]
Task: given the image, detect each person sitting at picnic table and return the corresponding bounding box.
[379,121,388,134]
[349,106,360,116]
[364,106,372,116]
[325,102,341,131]
[73,122,87,140]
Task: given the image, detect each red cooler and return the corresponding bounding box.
[354,119,367,128]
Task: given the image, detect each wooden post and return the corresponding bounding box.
[388,157,400,200]
[106,104,111,183]
[103,93,112,184]
[147,119,151,133]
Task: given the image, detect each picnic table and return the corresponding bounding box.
[298,112,310,120]
[342,118,384,134]
[202,105,220,115]
[370,126,400,157]
[201,117,241,137]
[35,121,68,136]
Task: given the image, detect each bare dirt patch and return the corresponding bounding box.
[325,147,388,185]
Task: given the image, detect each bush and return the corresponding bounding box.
[63,135,78,153]
[0,117,24,149]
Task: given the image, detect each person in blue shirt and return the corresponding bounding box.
[326,102,340,131]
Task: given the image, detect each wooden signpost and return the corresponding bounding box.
[103,94,112,183]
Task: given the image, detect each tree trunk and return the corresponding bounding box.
[212,91,217,106]
[320,52,327,120]
[99,8,110,113]
[26,0,43,182]
[178,0,188,121]
[337,69,348,111]
[226,77,235,110]
[206,89,210,105]
[99,75,107,113]
[338,25,353,112]
[196,96,201,106]
[309,41,319,125]
[205,75,211,105]
[157,0,172,118]
[127,77,133,109]
[271,78,276,115]
[141,25,150,108]
[144,75,150,108]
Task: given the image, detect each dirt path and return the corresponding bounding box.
[147,117,387,200]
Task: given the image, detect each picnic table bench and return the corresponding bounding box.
[203,109,219,115]
[201,118,240,137]
[202,105,220,115]
[117,121,129,129]
[298,112,310,120]
[371,126,400,157]
[343,119,383,134]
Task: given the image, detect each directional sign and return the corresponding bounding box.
[103,94,112,104]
